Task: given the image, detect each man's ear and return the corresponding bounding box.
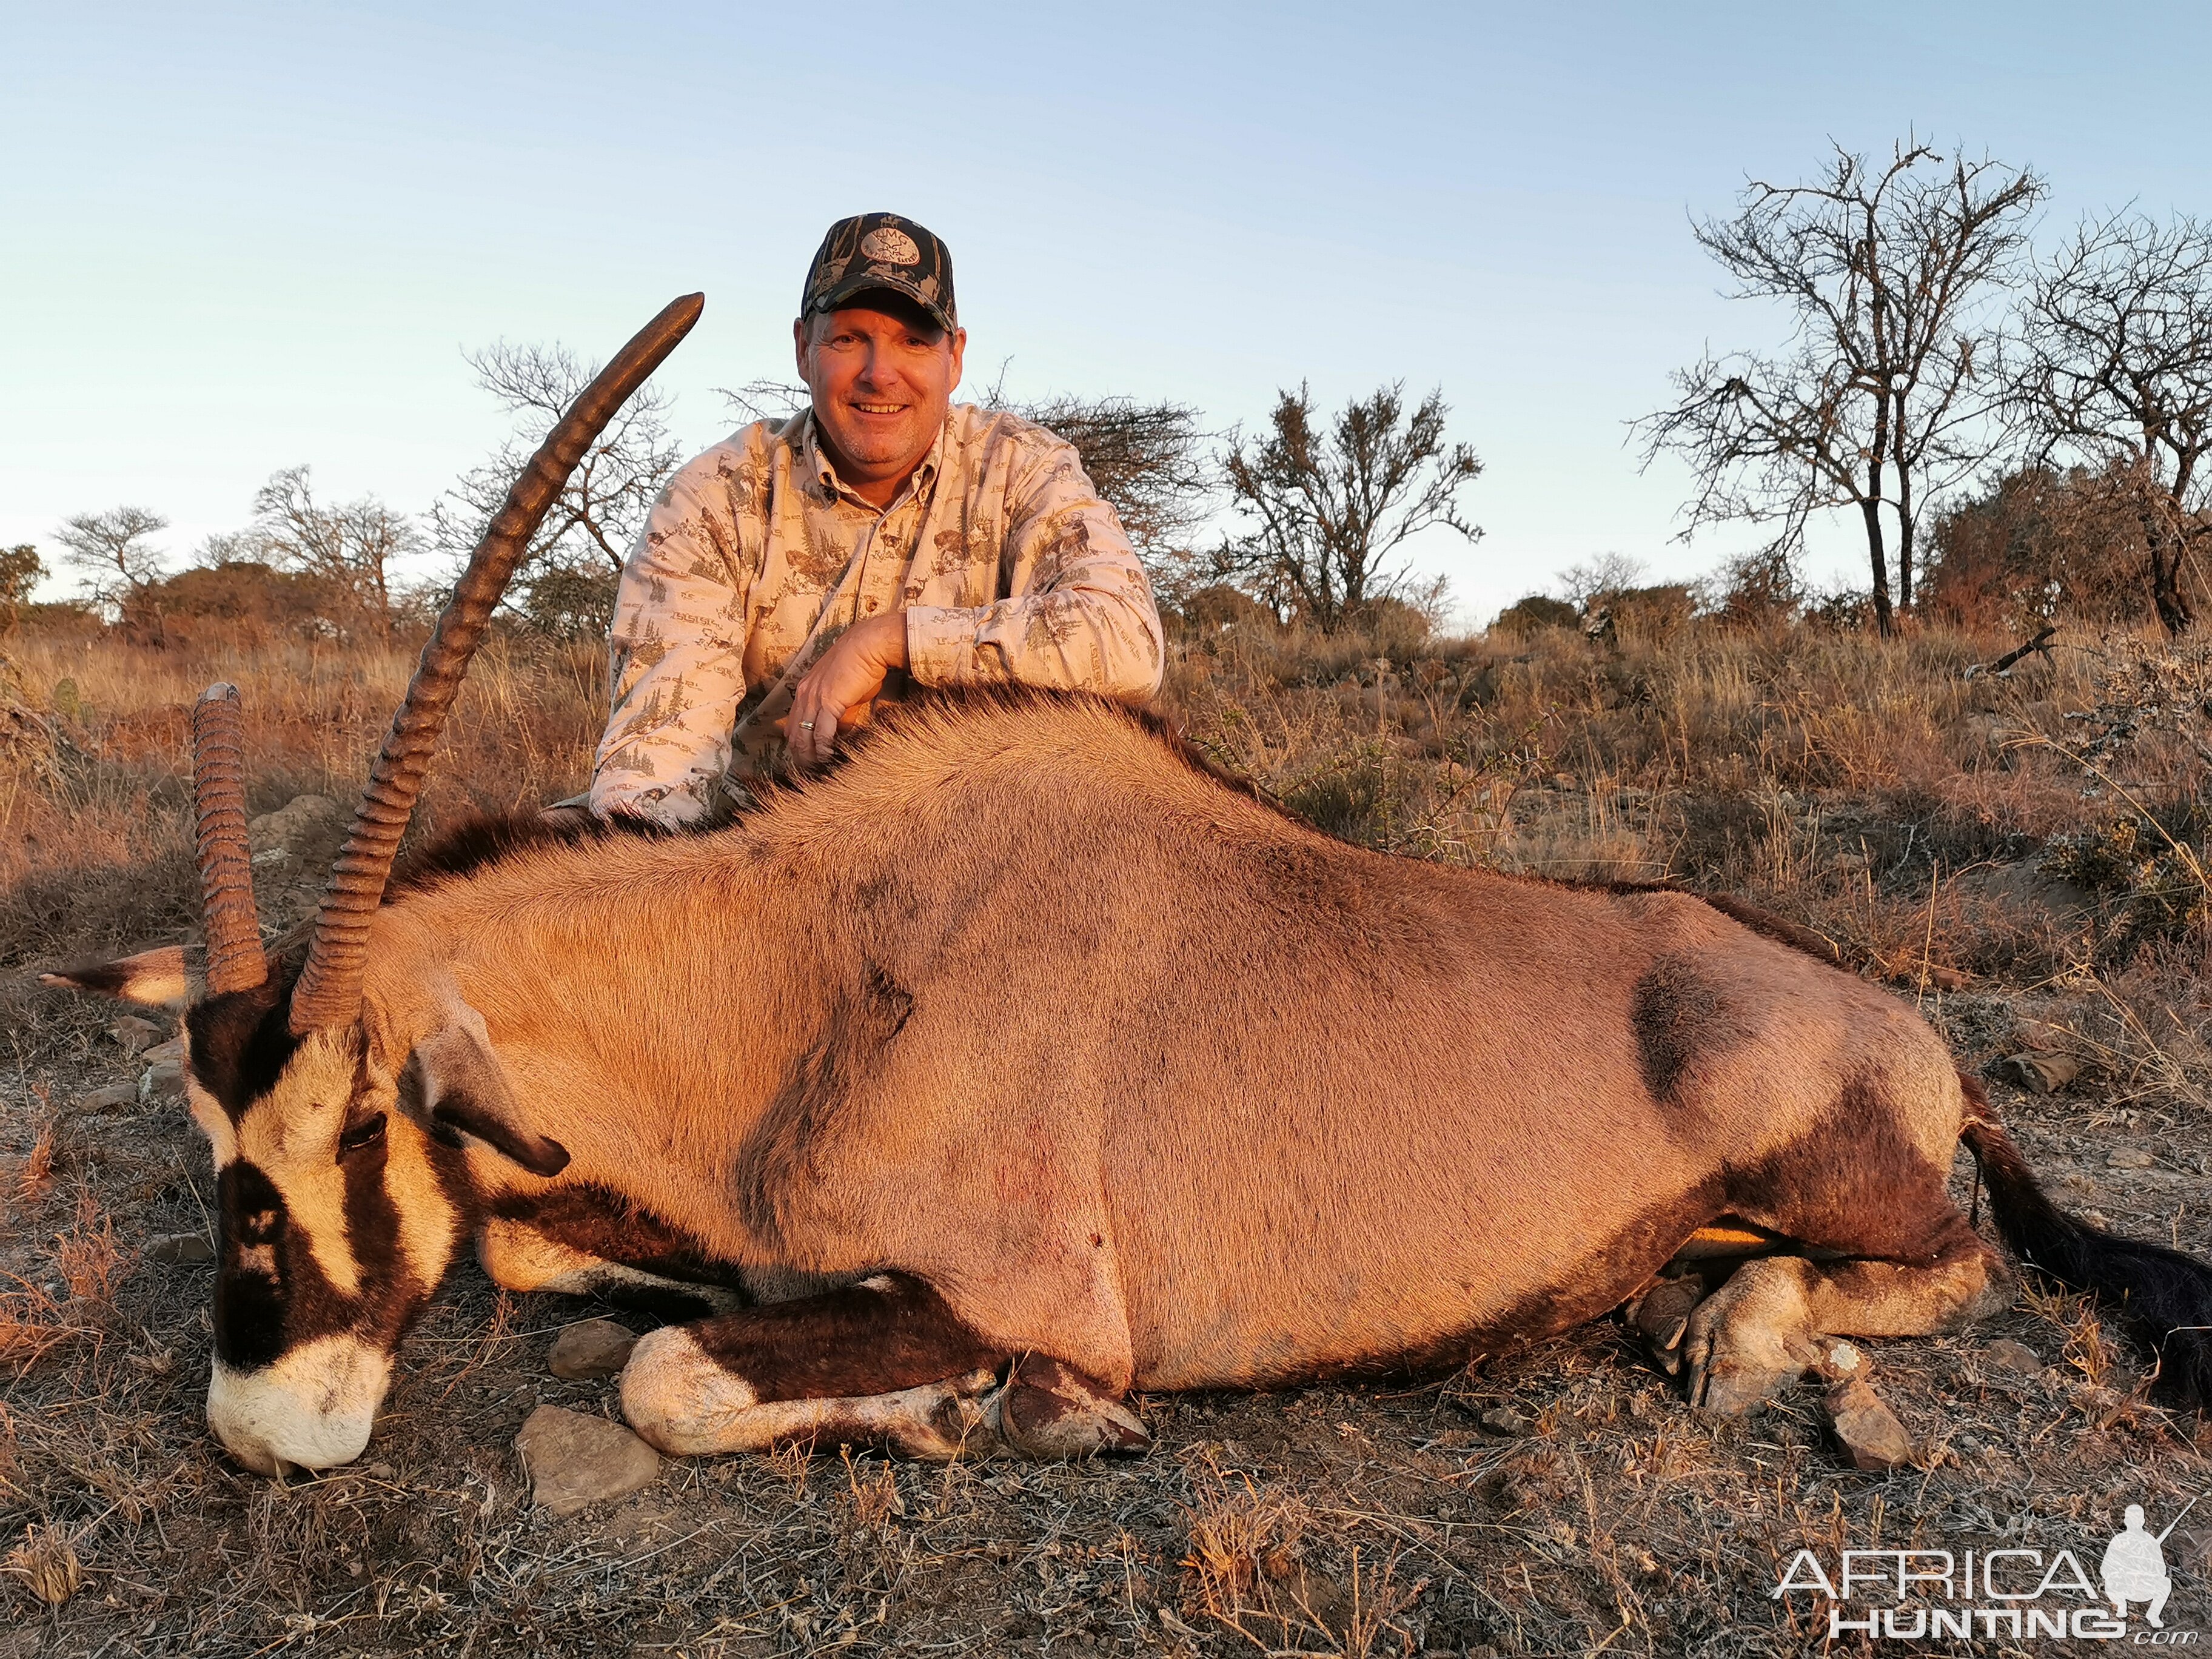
[41,945,190,1010]
[397,1019,569,1178]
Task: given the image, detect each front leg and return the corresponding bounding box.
[477,1216,745,1321]
[620,1274,1150,1461]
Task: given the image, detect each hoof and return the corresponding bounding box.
[1630,1278,1704,1376]
[996,1357,1150,1458]
[620,1326,759,1455]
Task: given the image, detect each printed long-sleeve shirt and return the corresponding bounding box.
[588,404,1165,825]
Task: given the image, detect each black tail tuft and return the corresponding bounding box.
[1962,1096,2212,1409]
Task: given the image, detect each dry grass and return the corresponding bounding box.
[4,612,2211,1653]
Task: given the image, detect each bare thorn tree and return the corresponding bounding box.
[1638,139,2045,635]
[2009,209,2212,634]
[1000,395,1212,606]
[1215,382,1482,632]
[252,466,420,640]
[55,506,169,613]
[434,341,684,637]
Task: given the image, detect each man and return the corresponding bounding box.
[583,212,1165,826]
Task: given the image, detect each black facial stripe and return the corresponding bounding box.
[215,1162,332,1370]
[186,979,309,1124]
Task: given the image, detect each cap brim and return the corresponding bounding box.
[807,274,956,333]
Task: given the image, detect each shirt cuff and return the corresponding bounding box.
[903,605,1004,686]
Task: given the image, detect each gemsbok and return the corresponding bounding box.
[44,295,2212,1477]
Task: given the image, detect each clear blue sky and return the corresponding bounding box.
[5,2,2208,623]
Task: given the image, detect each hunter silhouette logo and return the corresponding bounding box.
[1773,1498,2201,1642]
[2104,1500,2191,1629]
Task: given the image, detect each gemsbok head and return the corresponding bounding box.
[46,295,703,1473]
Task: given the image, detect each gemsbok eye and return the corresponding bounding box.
[337,1113,387,1157]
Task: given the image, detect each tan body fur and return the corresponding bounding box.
[363,696,1979,1397]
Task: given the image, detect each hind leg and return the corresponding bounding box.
[1680,1231,2012,1413]
[620,1273,1150,1461]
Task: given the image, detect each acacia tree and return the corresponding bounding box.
[251,466,420,638]
[1215,382,1481,632]
[55,506,168,612]
[1639,140,2045,635]
[2009,210,2212,634]
[436,341,684,637]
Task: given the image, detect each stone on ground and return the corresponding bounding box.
[106,1016,161,1055]
[1820,1361,1915,1472]
[515,1405,660,1517]
[76,1082,137,1111]
[1985,1339,2042,1376]
[548,1318,638,1380]
[148,1233,214,1265]
[1990,1051,2080,1094]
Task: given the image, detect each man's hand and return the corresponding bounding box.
[785,611,908,768]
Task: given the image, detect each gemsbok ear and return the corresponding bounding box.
[40,945,190,1010]
[398,1018,569,1178]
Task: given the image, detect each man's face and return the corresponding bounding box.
[794,298,967,500]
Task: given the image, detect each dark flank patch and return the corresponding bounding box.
[1723,1071,1972,1265]
[186,978,306,1124]
[1630,955,1749,1105]
[734,963,915,1248]
[487,1184,746,1291]
[684,1275,1008,1404]
[1292,1178,1733,1386]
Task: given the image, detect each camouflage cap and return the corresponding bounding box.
[800,212,957,333]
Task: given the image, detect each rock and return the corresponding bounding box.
[148,1233,214,1264]
[1985,1339,2042,1376]
[143,1057,184,1098]
[1989,1052,2080,1095]
[106,1016,161,1055]
[76,1082,138,1111]
[141,1037,183,1064]
[1823,1372,1915,1471]
[1478,1407,1533,1437]
[1814,1339,1864,1378]
[548,1318,638,1380]
[2108,1147,2156,1171]
[515,1405,660,1517]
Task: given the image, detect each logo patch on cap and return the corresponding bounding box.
[859,226,921,266]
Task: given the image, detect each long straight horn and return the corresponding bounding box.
[287,293,705,1034]
[192,682,268,995]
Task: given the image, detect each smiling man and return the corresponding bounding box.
[584,212,1165,823]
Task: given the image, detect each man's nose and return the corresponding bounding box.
[854,343,898,390]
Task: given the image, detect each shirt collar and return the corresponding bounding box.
[798,408,945,509]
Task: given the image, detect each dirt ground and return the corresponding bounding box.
[6,622,2212,1655]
